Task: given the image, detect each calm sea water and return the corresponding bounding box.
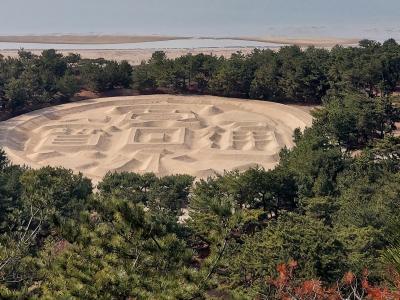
[0,0,399,47]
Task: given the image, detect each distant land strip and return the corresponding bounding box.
[204,36,361,47]
[0,35,360,47]
[0,35,190,44]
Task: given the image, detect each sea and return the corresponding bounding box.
[0,0,399,49]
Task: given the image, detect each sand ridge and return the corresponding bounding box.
[0,95,312,181]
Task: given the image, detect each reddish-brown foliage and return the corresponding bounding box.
[266,261,400,300]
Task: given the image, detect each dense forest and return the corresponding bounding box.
[1,39,400,118]
[134,39,400,101]
[0,40,400,299]
[0,49,133,118]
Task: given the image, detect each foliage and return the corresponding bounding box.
[34,197,200,299]
[79,59,133,92]
[131,39,400,103]
[98,172,194,216]
[0,50,133,116]
[222,213,346,297]
[313,93,398,149]
[0,109,399,297]
[0,39,400,298]
[2,39,400,119]
[262,261,400,300]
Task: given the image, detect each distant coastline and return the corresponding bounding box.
[0,35,189,44]
[0,35,362,65]
[203,36,360,47]
[0,34,360,47]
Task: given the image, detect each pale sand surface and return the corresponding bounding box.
[0,48,265,65]
[0,35,359,47]
[0,95,312,181]
[207,36,359,47]
[0,35,188,44]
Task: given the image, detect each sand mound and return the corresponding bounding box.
[172,155,197,163]
[80,151,107,159]
[198,105,223,116]
[0,95,312,180]
[27,151,63,161]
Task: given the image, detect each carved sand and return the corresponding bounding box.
[0,95,312,181]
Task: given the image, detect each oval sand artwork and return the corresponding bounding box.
[0,95,312,180]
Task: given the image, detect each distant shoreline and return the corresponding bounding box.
[0,35,361,66]
[202,36,360,47]
[0,35,189,44]
[0,34,360,47]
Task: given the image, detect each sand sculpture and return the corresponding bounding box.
[0,95,312,181]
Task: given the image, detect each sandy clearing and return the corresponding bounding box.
[0,95,312,181]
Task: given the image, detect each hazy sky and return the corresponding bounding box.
[1,0,399,38]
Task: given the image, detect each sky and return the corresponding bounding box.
[1,0,399,39]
